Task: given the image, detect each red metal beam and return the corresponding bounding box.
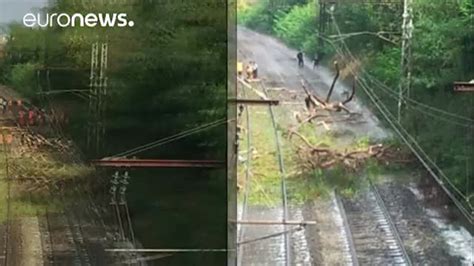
[91,159,225,168]
[454,82,474,92]
[229,98,279,106]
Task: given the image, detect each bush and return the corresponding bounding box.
[238,0,275,33]
[9,62,38,97]
[273,2,316,52]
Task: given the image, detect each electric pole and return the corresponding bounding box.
[398,0,413,122]
[97,42,108,154]
[317,0,326,52]
[87,41,108,155]
[87,42,98,152]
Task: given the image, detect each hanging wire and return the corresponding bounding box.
[325,14,473,222]
[108,118,229,158]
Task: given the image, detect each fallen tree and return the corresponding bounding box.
[287,129,411,172]
[7,127,94,194]
[293,62,363,131]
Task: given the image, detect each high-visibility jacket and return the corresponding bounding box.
[18,111,26,126]
[237,62,243,72]
[28,110,35,125]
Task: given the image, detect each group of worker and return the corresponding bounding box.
[17,108,48,127]
[237,51,321,80]
[237,61,259,80]
[0,97,19,114]
[0,96,52,127]
[297,51,320,69]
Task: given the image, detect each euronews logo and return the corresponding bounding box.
[23,13,135,28]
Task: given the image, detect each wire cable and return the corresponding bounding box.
[330,14,472,201]
[322,17,474,124]
[109,118,228,158]
[327,14,473,222]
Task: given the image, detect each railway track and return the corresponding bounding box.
[339,181,412,265]
[260,79,292,266]
[43,186,115,265]
[0,89,115,265]
[239,73,413,265]
[237,79,252,265]
[37,209,53,264]
[237,78,293,266]
[335,191,359,266]
[297,72,412,265]
[46,211,84,265]
[1,133,12,266]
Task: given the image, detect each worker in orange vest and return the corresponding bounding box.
[28,110,35,126]
[237,61,243,77]
[18,110,25,126]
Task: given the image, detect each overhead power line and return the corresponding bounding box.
[108,118,228,159]
[362,73,474,124]
[326,14,473,223]
[330,13,471,198]
[321,12,473,124]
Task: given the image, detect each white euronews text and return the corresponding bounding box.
[23,13,135,28]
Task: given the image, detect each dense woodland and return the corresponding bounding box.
[239,0,474,205]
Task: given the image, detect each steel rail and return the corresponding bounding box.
[91,159,225,168]
[237,81,252,266]
[335,192,359,266]
[237,226,303,246]
[2,131,11,266]
[258,80,292,266]
[369,180,412,266]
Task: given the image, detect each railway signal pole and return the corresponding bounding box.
[87,41,108,155]
[398,0,413,121]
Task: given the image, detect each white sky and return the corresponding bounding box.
[0,0,49,24]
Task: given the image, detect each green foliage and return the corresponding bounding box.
[273,2,316,50]
[9,62,38,97]
[367,47,401,85]
[239,0,275,33]
[288,170,330,204]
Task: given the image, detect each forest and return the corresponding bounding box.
[239,0,474,206]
